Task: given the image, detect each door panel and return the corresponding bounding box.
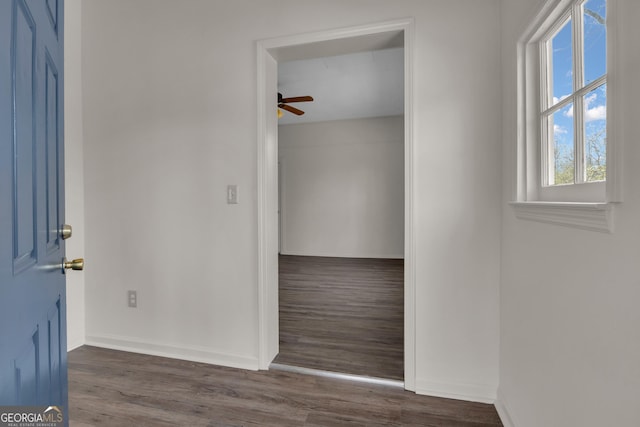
[13,0,38,273]
[1,0,67,419]
[45,53,61,254]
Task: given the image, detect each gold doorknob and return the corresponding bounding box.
[62,257,84,273]
[60,224,73,240]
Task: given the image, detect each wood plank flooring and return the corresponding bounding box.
[274,255,404,380]
[68,346,503,426]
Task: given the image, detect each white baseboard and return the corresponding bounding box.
[415,378,497,404]
[67,340,85,352]
[85,334,260,371]
[279,250,404,259]
[494,388,517,427]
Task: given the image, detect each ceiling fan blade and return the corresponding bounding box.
[281,96,314,103]
[279,103,305,116]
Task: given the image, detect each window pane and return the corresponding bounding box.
[584,83,606,182]
[550,18,573,106]
[583,0,606,85]
[550,103,575,185]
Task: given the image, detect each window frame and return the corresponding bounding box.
[512,0,620,232]
[540,1,607,190]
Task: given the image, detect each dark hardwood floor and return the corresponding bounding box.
[274,255,404,380]
[69,346,503,426]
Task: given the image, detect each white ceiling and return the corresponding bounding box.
[277,47,404,125]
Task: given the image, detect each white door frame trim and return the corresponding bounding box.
[256,18,416,391]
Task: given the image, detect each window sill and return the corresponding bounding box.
[510,201,615,233]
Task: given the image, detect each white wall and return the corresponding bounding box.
[499,1,640,426]
[279,116,404,259]
[64,0,85,351]
[80,0,501,401]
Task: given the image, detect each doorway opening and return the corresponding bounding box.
[274,255,404,382]
[257,19,416,391]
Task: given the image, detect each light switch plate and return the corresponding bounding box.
[227,185,239,204]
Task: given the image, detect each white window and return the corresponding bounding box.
[541,0,606,188]
[513,0,620,231]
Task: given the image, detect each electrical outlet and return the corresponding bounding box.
[128,290,137,308]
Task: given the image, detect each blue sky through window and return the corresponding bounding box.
[584,0,607,84]
[551,18,572,105]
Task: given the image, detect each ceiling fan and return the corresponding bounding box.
[278,92,314,118]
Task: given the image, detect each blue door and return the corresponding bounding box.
[1,0,74,421]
